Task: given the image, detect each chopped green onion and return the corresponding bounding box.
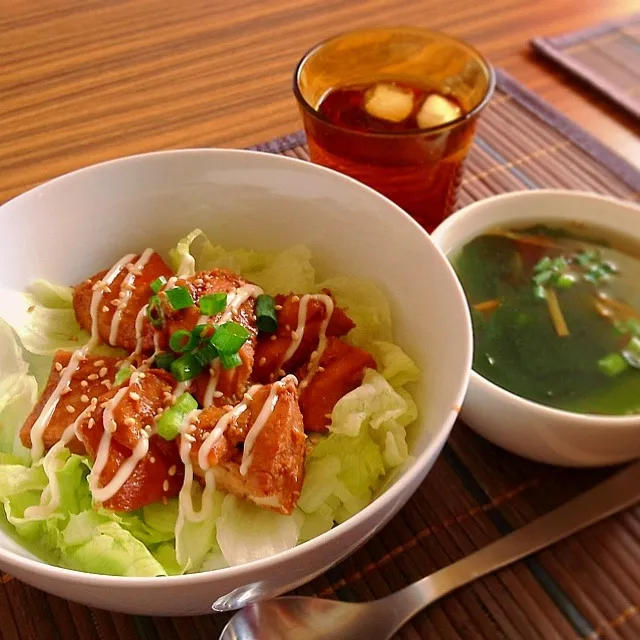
[598,352,629,377]
[154,352,176,371]
[211,322,250,354]
[200,293,228,316]
[170,353,204,382]
[114,365,132,386]
[157,392,198,440]
[533,256,552,273]
[601,261,617,274]
[220,352,243,370]
[192,323,214,344]
[194,342,219,366]
[532,270,553,286]
[146,295,165,328]
[555,273,577,289]
[533,284,547,301]
[150,276,167,293]
[256,294,278,333]
[169,329,198,353]
[166,286,195,310]
[550,257,568,272]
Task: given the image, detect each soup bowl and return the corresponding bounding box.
[432,190,640,468]
[0,149,472,615]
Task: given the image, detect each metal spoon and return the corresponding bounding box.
[219,461,640,640]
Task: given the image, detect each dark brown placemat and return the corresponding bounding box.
[3,69,640,640]
[531,14,640,120]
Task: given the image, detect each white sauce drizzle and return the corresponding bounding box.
[29,252,136,461]
[239,375,297,476]
[109,248,154,346]
[197,384,262,471]
[174,410,217,562]
[218,284,263,324]
[281,294,334,378]
[174,379,193,397]
[203,359,221,407]
[23,400,98,519]
[133,304,149,356]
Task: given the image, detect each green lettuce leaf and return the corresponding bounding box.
[216,495,302,566]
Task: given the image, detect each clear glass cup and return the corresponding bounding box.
[293,27,495,232]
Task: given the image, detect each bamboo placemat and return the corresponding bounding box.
[2,69,640,640]
[531,14,640,120]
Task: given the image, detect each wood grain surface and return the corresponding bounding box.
[2,0,640,205]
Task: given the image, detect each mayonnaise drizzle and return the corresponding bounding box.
[203,359,221,407]
[109,248,154,346]
[240,375,297,476]
[29,252,136,461]
[133,303,149,356]
[281,294,334,373]
[197,384,262,471]
[174,409,217,564]
[23,400,98,519]
[219,284,263,324]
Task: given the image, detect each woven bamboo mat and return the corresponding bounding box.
[531,14,640,120]
[2,69,640,640]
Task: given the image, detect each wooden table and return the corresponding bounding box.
[2,0,639,207]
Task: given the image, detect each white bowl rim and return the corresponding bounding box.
[432,188,640,430]
[0,147,473,588]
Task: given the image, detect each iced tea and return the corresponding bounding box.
[294,28,495,232]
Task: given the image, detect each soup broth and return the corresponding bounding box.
[453,223,640,416]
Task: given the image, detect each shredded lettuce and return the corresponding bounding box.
[0,230,420,575]
[216,495,302,566]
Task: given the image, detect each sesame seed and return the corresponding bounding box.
[80,380,89,388]
[259,357,267,366]
[87,418,95,429]
[93,360,105,367]
[149,456,156,463]
[270,334,277,341]
[194,278,204,285]
[102,305,109,313]
[274,304,283,311]
[104,286,112,294]
[187,424,197,434]
[99,367,108,378]
[54,362,63,372]
[291,295,300,303]
[101,380,112,390]
[108,419,117,433]
[310,350,319,361]
[85,278,92,284]
[66,405,75,414]
[277,369,286,377]
[168,465,177,476]
[124,417,136,427]
[243,393,254,402]
[163,480,169,492]
[129,392,140,401]
[291,331,299,340]
[88,373,98,381]
[156,407,165,416]
[285,324,291,332]
[162,496,169,505]
[138,372,146,379]
[61,386,71,396]
[324,413,332,419]
[184,434,196,443]
[80,394,90,403]
[318,366,325,373]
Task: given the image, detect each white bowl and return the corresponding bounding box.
[0,149,472,615]
[432,190,640,468]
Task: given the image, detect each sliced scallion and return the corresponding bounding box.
[154,352,176,371]
[256,294,278,333]
[220,352,243,370]
[114,365,132,386]
[157,392,198,440]
[166,286,195,310]
[200,292,228,316]
[598,352,629,377]
[170,353,204,382]
[169,329,198,353]
[211,322,250,354]
[150,276,167,293]
[193,342,219,366]
[146,295,165,328]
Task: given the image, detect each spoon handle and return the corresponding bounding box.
[385,461,640,634]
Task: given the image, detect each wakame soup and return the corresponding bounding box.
[453,223,640,416]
